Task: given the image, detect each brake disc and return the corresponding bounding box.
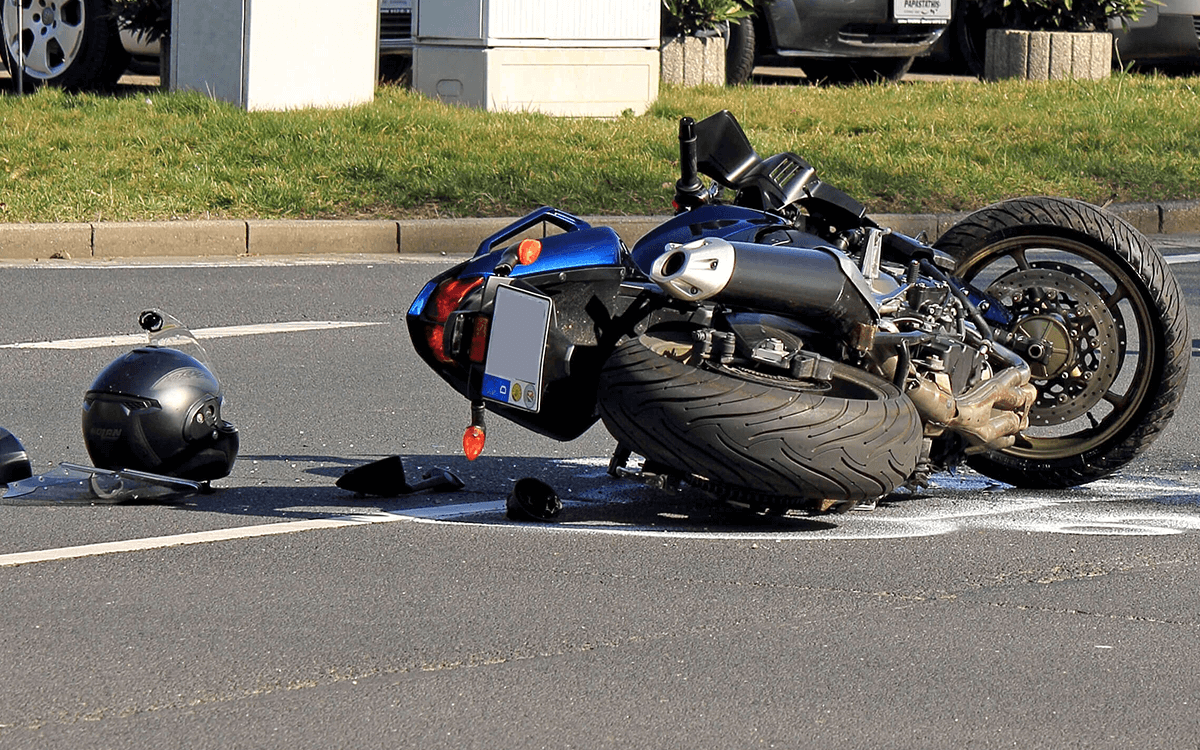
[987,263,1123,426]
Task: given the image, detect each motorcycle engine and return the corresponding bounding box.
[862,248,1038,463]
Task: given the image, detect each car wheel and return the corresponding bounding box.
[724,18,756,85]
[1,0,129,91]
[948,2,998,79]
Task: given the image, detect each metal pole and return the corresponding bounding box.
[16,0,23,95]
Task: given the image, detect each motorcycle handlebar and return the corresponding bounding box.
[675,117,705,209]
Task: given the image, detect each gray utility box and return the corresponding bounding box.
[170,0,378,111]
[414,0,659,117]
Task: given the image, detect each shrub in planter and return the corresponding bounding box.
[975,0,1149,31]
[108,0,170,42]
[979,0,1150,80]
[661,0,752,37]
[661,0,752,85]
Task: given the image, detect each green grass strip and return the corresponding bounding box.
[0,73,1197,223]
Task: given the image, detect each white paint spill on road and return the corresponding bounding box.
[2,467,1198,568]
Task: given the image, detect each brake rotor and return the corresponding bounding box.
[986,264,1123,426]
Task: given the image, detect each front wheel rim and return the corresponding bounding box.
[957,234,1159,461]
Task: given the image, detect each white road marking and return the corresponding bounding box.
[0,513,405,567]
[1165,253,1200,264]
[0,501,509,568]
[0,321,383,350]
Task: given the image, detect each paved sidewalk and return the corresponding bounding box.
[1,201,1197,261]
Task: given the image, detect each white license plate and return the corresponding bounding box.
[481,284,552,413]
[894,0,951,23]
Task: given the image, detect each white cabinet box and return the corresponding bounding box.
[414,0,659,116]
[170,0,378,111]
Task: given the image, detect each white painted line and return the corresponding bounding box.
[396,500,508,519]
[0,511,409,568]
[0,501,508,568]
[1,255,430,270]
[0,321,383,350]
[1165,253,1200,265]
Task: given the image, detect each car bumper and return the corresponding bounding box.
[1113,14,1200,63]
[773,22,946,59]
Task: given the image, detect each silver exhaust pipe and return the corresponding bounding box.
[649,237,878,328]
[649,238,736,301]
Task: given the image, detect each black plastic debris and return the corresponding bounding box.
[0,427,32,486]
[336,456,464,497]
[506,477,562,522]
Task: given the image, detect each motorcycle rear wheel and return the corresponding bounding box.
[935,196,1189,488]
[597,331,923,510]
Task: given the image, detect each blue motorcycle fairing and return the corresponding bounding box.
[460,225,625,280]
[630,204,785,276]
[407,213,637,443]
[473,206,593,257]
[408,222,626,321]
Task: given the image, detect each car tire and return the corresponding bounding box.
[724,18,756,85]
[948,2,998,79]
[1,0,129,91]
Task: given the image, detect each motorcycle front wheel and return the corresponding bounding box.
[935,196,1190,488]
[596,330,923,510]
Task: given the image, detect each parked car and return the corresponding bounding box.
[0,0,415,90]
[1110,0,1200,69]
[726,0,953,84]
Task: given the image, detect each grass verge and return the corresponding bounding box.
[0,73,1198,223]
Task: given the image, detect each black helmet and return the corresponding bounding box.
[82,347,238,482]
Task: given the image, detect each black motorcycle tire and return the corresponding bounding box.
[597,333,923,508]
[935,196,1189,488]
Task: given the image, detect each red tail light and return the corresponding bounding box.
[430,278,483,323]
[425,277,483,364]
[468,316,490,364]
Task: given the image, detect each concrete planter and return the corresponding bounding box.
[985,29,1112,81]
[661,34,726,86]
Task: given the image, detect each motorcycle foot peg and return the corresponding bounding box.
[506,477,562,522]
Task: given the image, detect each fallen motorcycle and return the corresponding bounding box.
[407,110,1189,513]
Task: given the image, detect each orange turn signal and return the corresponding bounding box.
[462,425,486,461]
[517,238,542,266]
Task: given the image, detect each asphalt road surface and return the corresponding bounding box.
[2,234,1200,749]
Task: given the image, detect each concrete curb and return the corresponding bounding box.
[1,202,1198,261]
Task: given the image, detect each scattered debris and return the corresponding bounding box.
[336,455,464,497]
[506,477,562,522]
